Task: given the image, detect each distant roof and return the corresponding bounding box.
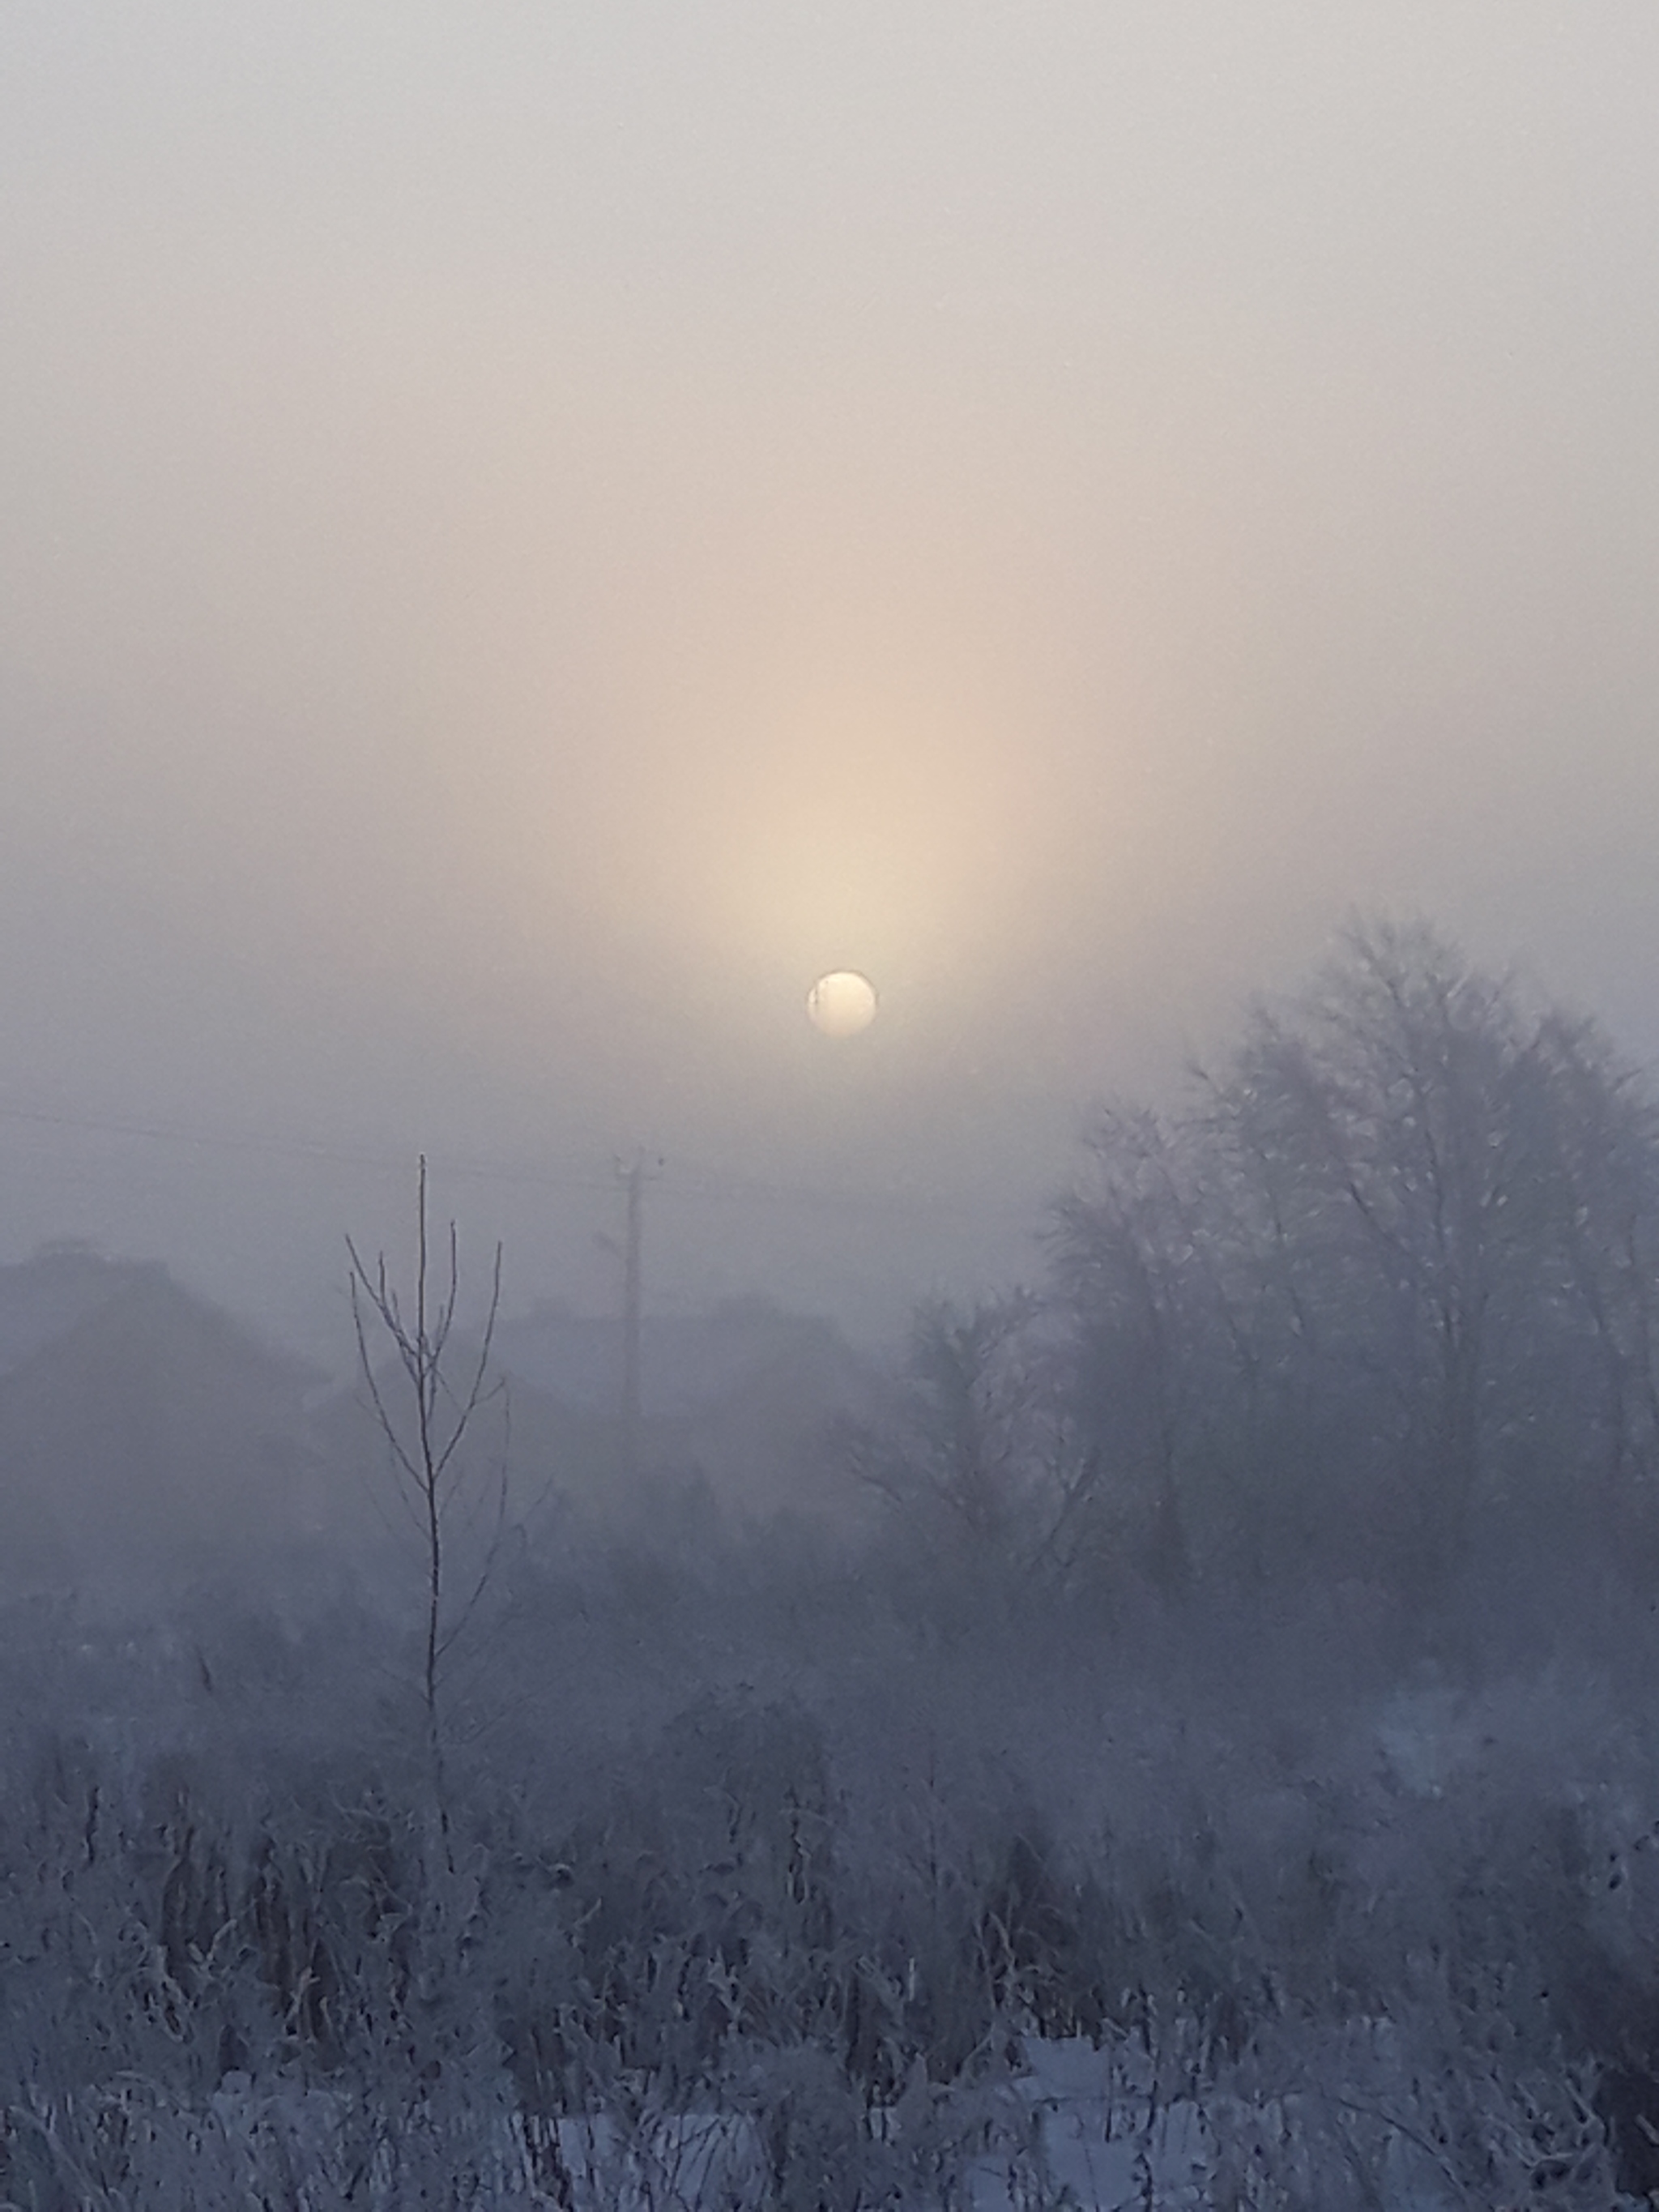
[0,1246,316,1386]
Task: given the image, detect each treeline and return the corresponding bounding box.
[864,917,1659,1646]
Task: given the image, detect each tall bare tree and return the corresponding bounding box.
[1052,918,1659,1604]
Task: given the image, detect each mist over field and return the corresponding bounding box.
[6,4,1659,2203]
[6,922,1659,2205]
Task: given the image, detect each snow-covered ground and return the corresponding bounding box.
[137,2037,1485,2210]
[15,2022,1612,2206]
[515,2048,1470,2211]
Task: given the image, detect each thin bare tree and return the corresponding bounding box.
[347,1157,505,1796]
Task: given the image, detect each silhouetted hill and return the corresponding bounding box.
[493,1295,863,1416]
[492,1295,882,1518]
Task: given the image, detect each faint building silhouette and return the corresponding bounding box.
[0,1245,320,1591]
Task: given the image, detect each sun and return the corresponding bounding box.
[806,970,878,1038]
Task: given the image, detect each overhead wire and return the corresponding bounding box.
[0,1098,1042,1228]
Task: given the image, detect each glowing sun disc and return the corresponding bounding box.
[807,970,878,1037]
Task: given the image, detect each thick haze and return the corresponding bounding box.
[3,2,1657,1348]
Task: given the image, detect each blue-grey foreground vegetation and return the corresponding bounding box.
[5,920,1659,2205]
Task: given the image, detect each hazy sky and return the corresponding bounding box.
[4,2,1658,1346]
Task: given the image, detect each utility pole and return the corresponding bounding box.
[616,1150,662,1480]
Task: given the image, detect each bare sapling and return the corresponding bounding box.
[347,1156,506,1818]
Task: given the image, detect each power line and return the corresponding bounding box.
[0,1100,616,1195]
[0,1098,1043,1227]
[662,1159,1037,1226]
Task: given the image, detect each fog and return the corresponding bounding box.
[5,2,1658,1343]
[11,919,1659,2200]
[8,11,1659,2201]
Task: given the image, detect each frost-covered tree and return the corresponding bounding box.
[1050,919,1659,1604]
